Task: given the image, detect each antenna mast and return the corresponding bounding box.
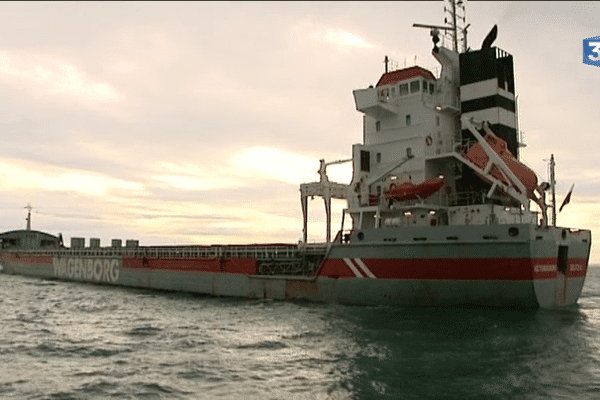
[25,203,33,231]
[413,0,469,53]
[443,0,468,52]
[550,155,556,227]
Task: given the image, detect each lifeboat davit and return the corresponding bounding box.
[384,176,445,202]
[463,132,538,198]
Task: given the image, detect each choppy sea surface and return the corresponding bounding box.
[1,267,600,399]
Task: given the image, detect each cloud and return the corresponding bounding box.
[0,157,144,197]
[86,191,304,245]
[147,146,352,191]
[151,161,240,191]
[0,50,122,105]
[324,28,373,49]
[289,20,375,51]
[233,147,319,185]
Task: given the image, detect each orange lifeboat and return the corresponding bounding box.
[384,176,445,202]
[463,132,538,198]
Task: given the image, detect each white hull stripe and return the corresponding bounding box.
[354,258,377,278]
[343,258,364,278]
[343,258,376,278]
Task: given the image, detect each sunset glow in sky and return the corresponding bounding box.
[0,2,599,262]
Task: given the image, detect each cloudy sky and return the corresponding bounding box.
[1,2,599,262]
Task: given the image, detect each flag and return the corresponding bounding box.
[559,184,574,213]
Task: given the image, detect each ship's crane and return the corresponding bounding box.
[301,158,352,244]
[318,158,352,183]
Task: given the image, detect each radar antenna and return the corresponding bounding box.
[413,0,470,53]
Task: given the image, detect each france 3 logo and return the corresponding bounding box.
[584,36,600,67]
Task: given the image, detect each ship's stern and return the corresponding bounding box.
[531,226,591,308]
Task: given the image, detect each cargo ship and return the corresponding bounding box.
[0,1,591,307]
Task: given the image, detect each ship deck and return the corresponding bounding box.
[2,243,329,259]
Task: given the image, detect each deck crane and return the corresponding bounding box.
[318,158,352,183]
[301,158,352,243]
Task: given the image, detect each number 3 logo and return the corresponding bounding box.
[588,42,600,61]
[584,37,600,67]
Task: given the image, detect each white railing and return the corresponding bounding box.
[3,243,327,260]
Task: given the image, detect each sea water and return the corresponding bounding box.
[1,267,599,399]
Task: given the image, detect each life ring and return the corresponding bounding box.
[425,135,433,146]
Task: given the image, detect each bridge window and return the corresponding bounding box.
[429,82,435,95]
[376,152,381,163]
[391,87,396,97]
[410,80,420,93]
[423,80,428,92]
[399,83,408,96]
[376,121,381,132]
[1,238,19,249]
[406,114,411,126]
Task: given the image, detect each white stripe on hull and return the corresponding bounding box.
[343,258,377,278]
[354,258,376,278]
[343,258,364,278]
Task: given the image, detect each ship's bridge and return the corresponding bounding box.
[353,66,437,120]
[0,230,62,250]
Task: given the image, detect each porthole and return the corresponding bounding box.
[357,232,364,241]
[508,227,519,237]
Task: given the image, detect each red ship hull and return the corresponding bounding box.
[0,224,590,308]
